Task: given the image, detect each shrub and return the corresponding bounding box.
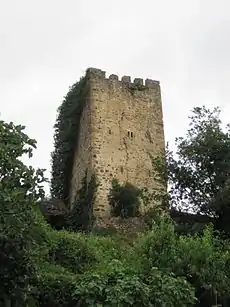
[137,217,230,306]
[72,259,196,306]
[48,230,96,274]
[35,262,77,307]
[108,179,141,218]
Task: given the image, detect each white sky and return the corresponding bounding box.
[1,0,230,194]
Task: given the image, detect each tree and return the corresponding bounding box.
[138,217,230,307]
[0,119,47,305]
[163,106,230,234]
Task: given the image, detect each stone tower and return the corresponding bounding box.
[70,68,165,219]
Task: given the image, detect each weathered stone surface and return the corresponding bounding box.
[70,68,165,219]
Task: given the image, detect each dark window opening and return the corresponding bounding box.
[109,129,112,134]
[127,130,134,138]
[120,166,124,173]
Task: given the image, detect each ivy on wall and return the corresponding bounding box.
[50,76,87,203]
[67,171,98,232]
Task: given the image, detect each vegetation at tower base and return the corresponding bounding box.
[5,111,230,306]
[108,178,141,218]
[67,171,98,232]
[40,172,98,232]
[50,76,87,203]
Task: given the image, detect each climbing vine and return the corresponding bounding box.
[68,171,98,231]
[50,76,88,202]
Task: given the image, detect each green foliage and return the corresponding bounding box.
[86,234,132,270]
[4,111,230,306]
[162,106,230,235]
[137,217,230,306]
[48,230,96,273]
[0,119,48,305]
[141,185,169,225]
[108,178,141,218]
[91,225,118,237]
[67,171,97,231]
[51,76,87,202]
[71,259,195,307]
[36,257,195,306]
[35,262,77,306]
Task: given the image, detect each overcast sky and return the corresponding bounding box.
[1,0,230,194]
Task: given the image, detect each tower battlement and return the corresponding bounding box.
[86,67,160,89]
[70,68,165,220]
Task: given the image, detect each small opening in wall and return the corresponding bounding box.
[128,131,130,137]
[120,166,124,173]
[131,131,134,138]
[109,129,112,134]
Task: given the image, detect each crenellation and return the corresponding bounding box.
[121,76,131,83]
[134,78,144,86]
[145,78,159,88]
[109,74,119,81]
[87,67,106,79]
[86,68,160,89]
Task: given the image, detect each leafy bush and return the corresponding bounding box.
[137,217,230,306]
[48,230,96,274]
[108,178,141,218]
[72,259,196,306]
[34,258,195,307]
[35,262,77,307]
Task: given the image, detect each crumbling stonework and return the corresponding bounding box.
[70,68,165,219]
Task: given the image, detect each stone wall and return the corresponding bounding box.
[87,68,165,218]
